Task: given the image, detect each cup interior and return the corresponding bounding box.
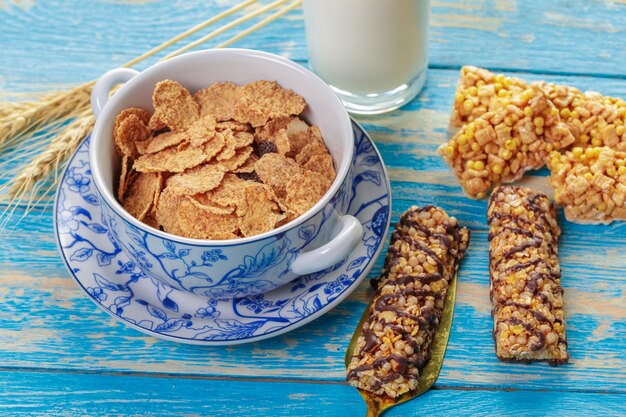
[90,49,353,244]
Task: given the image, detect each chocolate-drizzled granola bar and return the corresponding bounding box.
[488,186,568,365]
[346,206,470,398]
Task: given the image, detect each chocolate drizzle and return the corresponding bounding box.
[394,274,442,286]
[374,294,420,321]
[530,330,546,351]
[362,329,379,353]
[531,310,549,323]
[492,237,544,269]
[502,237,543,259]
[505,258,542,272]
[488,226,534,241]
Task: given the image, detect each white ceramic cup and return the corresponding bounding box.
[89,49,362,299]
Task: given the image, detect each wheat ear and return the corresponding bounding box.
[7,110,95,200]
[0,82,94,151]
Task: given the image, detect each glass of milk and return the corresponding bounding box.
[303,0,430,115]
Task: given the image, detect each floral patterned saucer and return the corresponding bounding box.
[55,120,391,345]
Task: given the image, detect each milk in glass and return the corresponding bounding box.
[303,0,430,114]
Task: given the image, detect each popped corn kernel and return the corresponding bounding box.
[572,147,583,158]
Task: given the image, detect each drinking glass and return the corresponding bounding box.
[303,0,431,115]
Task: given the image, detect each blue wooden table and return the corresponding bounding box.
[1,1,625,416]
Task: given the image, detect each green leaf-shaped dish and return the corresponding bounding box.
[344,275,457,417]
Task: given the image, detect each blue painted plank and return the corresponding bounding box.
[1,370,625,417]
[1,0,626,94]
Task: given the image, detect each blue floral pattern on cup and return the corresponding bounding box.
[98,150,353,298]
[55,121,390,344]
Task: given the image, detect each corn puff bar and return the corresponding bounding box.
[346,206,470,398]
[452,66,626,151]
[488,186,568,365]
[439,84,566,199]
[450,66,527,129]
[541,83,626,151]
[548,146,626,224]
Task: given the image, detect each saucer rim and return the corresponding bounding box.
[53,119,392,345]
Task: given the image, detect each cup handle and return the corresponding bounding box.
[290,215,363,276]
[91,68,140,119]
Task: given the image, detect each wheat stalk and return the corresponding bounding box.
[9,110,93,191]
[0,0,259,147]
[161,0,292,60]
[0,100,30,119]
[0,83,93,151]
[121,0,257,69]
[1,110,95,229]
[216,0,301,49]
[0,0,261,179]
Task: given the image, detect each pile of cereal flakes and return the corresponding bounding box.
[114,79,336,239]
